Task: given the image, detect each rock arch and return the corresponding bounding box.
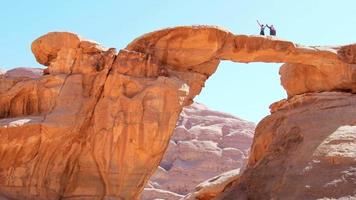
[0,26,355,199]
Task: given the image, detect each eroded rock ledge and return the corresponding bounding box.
[213,92,356,200]
[0,26,355,200]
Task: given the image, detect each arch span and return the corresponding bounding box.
[0,26,355,200]
[125,26,356,97]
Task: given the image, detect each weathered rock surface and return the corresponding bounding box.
[142,188,184,200]
[4,67,43,79]
[212,92,356,200]
[127,26,356,97]
[1,26,356,200]
[1,32,190,200]
[183,169,240,200]
[141,103,254,199]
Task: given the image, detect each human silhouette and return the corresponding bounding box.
[266,24,276,36]
[257,20,265,35]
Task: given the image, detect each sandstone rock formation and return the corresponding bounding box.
[0,26,355,200]
[212,92,356,200]
[126,27,356,97]
[141,188,184,200]
[141,103,254,199]
[4,67,43,79]
[183,169,241,200]
[1,33,189,200]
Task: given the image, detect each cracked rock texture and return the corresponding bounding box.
[1,26,356,200]
[1,32,190,200]
[212,92,356,200]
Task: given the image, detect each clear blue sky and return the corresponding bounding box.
[1,0,355,123]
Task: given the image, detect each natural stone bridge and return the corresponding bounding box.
[0,26,355,199]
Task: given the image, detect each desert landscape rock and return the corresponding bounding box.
[141,187,184,200]
[183,169,241,200]
[0,26,355,200]
[213,92,356,200]
[141,103,254,199]
[4,67,43,79]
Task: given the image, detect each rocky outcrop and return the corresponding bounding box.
[0,33,189,200]
[213,92,356,199]
[126,27,356,97]
[2,29,216,199]
[141,103,254,199]
[183,169,241,200]
[4,67,43,79]
[0,26,355,200]
[141,188,184,200]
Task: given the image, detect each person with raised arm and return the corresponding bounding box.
[257,20,265,35]
[266,24,277,36]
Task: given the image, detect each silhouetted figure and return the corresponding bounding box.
[266,24,276,36]
[257,20,265,35]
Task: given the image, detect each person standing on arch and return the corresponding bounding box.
[266,24,277,36]
[256,20,265,35]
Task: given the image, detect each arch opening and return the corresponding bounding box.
[195,61,286,123]
[1,25,356,200]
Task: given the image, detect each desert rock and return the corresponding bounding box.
[214,92,356,199]
[1,32,189,200]
[141,103,254,199]
[4,67,43,79]
[1,26,356,199]
[142,188,183,200]
[183,169,240,200]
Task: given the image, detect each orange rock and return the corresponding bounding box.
[338,44,356,64]
[1,31,195,200]
[31,32,80,66]
[215,92,356,199]
[127,26,356,97]
[1,26,356,200]
[183,169,241,200]
[127,26,227,75]
[112,49,160,77]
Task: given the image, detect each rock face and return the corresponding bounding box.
[1,33,189,200]
[126,27,356,97]
[141,188,184,200]
[183,169,241,200]
[0,26,356,200]
[141,103,254,199]
[213,92,356,200]
[4,67,43,79]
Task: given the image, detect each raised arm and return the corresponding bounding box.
[256,20,262,27]
[266,24,271,28]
